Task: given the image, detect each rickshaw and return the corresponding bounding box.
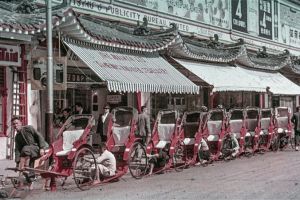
[258,108,275,152]
[272,107,294,150]
[105,107,146,181]
[177,111,209,166]
[202,108,227,160]
[244,107,261,154]
[6,115,98,191]
[129,109,181,178]
[227,108,246,156]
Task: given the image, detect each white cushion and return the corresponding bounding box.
[207,135,219,141]
[183,138,195,145]
[155,141,170,149]
[55,129,84,156]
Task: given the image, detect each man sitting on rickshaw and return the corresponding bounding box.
[220,132,239,160]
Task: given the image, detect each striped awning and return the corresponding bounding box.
[176,59,300,95]
[64,41,199,94]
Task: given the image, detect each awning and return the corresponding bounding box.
[64,41,199,94]
[175,59,300,95]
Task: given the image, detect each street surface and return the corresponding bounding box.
[2,148,300,200]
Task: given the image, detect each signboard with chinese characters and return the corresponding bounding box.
[119,0,230,29]
[107,95,122,104]
[70,0,231,41]
[258,0,272,39]
[279,3,300,47]
[0,44,21,67]
[232,0,247,33]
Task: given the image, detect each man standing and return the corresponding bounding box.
[96,105,112,142]
[137,106,151,145]
[74,102,88,114]
[291,106,300,151]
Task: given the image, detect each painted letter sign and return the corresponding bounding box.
[0,44,21,67]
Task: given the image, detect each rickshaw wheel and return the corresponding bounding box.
[73,147,97,191]
[270,134,279,151]
[128,142,148,179]
[173,142,186,172]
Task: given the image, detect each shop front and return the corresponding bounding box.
[173,59,300,110]
[61,39,199,122]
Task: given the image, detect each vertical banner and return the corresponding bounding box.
[273,0,279,41]
[258,0,272,39]
[232,0,248,32]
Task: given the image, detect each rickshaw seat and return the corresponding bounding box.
[112,126,131,146]
[158,124,175,141]
[183,138,195,145]
[261,118,270,130]
[207,135,219,142]
[246,119,257,132]
[56,129,85,156]
[229,119,243,139]
[207,120,222,135]
[277,117,288,129]
[155,141,170,149]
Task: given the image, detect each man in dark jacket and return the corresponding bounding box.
[137,106,151,145]
[291,106,300,151]
[96,105,112,142]
[12,117,48,173]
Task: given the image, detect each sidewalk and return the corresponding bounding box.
[0,159,16,176]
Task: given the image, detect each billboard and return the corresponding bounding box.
[232,0,247,33]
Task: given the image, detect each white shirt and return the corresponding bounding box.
[102,112,109,123]
[96,150,116,173]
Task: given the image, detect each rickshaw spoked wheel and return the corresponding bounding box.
[73,147,97,191]
[128,142,148,179]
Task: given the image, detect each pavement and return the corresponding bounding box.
[0,159,16,177]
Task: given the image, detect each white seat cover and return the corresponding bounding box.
[56,129,84,156]
[112,126,131,145]
[183,138,195,145]
[207,121,222,135]
[158,124,175,141]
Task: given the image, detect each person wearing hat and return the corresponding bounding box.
[96,105,112,142]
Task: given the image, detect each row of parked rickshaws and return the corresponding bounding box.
[2,106,294,194]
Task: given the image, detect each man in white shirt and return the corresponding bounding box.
[89,142,116,183]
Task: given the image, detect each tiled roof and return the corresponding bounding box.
[0,6,46,34]
[56,9,178,52]
[237,49,291,71]
[168,36,245,63]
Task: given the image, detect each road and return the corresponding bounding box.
[4,149,300,200]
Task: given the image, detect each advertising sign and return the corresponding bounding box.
[120,0,230,29]
[232,0,247,33]
[258,0,272,39]
[279,3,300,47]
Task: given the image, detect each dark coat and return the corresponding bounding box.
[292,112,300,133]
[96,113,113,138]
[15,125,48,163]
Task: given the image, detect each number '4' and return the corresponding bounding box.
[236,0,242,19]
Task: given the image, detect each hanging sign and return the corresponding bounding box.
[232,0,248,33]
[0,44,21,67]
